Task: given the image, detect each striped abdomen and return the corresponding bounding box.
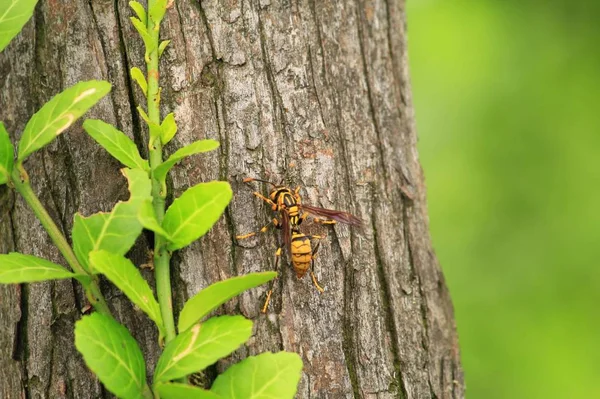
[290,234,312,278]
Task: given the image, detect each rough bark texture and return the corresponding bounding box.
[0,0,463,398]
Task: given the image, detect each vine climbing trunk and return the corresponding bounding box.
[0,0,463,398]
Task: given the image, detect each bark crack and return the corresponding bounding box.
[353,0,390,190]
[372,197,408,399]
[451,357,459,398]
[6,191,28,384]
[112,0,146,159]
[89,0,120,130]
[44,295,57,399]
[341,255,361,399]
[436,356,445,399]
[403,204,435,395]
[332,64,361,399]
[403,208,429,341]
[196,0,217,58]
[254,0,293,171]
[40,149,74,240]
[307,0,327,81]
[383,0,405,111]
[306,45,327,133]
[307,3,362,395]
[13,284,28,365]
[173,1,191,69]
[196,0,239,279]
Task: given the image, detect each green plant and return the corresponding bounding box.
[0,0,39,52]
[0,1,303,398]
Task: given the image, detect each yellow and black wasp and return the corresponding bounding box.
[236,177,361,312]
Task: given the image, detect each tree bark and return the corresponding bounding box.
[0,0,463,398]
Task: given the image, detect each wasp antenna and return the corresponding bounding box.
[244,177,277,187]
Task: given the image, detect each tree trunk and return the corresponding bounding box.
[0,0,463,398]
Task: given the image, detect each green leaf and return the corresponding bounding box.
[178,272,276,333]
[130,67,148,96]
[149,0,168,26]
[17,80,111,162]
[72,168,151,272]
[138,199,171,239]
[158,39,170,58]
[83,119,149,171]
[75,313,150,399]
[89,250,164,334]
[162,181,232,251]
[0,122,14,185]
[159,112,177,145]
[211,352,303,399]
[156,384,223,399]
[129,0,146,22]
[153,140,219,182]
[0,0,38,52]
[0,253,75,283]
[153,315,252,384]
[130,16,155,54]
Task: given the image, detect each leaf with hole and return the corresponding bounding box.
[129,0,146,22]
[211,352,303,399]
[162,181,232,251]
[130,17,155,54]
[153,315,252,384]
[130,67,148,96]
[0,253,76,283]
[0,122,13,185]
[178,272,276,332]
[156,383,223,399]
[17,80,111,162]
[89,250,164,334]
[75,313,151,399]
[159,112,176,145]
[0,0,38,52]
[149,0,168,26]
[153,140,219,182]
[83,119,149,171]
[72,168,151,272]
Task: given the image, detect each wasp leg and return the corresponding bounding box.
[252,191,278,211]
[262,246,282,313]
[243,178,278,208]
[309,239,325,293]
[313,217,337,226]
[297,211,309,226]
[236,218,280,240]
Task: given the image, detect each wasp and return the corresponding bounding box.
[256,227,326,312]
[236,177,361,312]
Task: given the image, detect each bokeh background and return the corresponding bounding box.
[407,1,600,398]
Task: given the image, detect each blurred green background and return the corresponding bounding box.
[407,1,600,397]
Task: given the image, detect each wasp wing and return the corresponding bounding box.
[280,208,292,254]
[300,204,362,226]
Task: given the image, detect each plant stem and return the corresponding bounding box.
[147,0,177,345]
[10,165,111,316]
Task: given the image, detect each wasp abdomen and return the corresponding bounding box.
[291,235,312,278]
